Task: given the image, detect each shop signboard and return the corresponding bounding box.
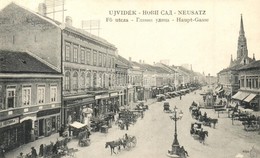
[110,92,118,97]
[95,94,109,99]
[0,117,19,128]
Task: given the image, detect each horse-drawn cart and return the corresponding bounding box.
[190,122,208,144]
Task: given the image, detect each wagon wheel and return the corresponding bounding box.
[131,136,137,147]
[126,141,132,150]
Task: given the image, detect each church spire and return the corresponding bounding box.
[237,14,248,59]
[239,14,245,35]
[253,53,255,61]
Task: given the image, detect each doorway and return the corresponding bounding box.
[39,119,44,137]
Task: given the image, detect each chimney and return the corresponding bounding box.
[139,60,142,63]
[65,16,73,26]
[129,57,132,62]
[143,60,145,63]
[38,3,47,16]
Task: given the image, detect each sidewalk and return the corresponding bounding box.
[5,133,60,158]
[5,98,157,158]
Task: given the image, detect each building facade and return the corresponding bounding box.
[0,51,61,151]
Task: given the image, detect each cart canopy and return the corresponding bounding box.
[70,121,87,129]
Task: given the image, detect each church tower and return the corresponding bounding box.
[237,14,248,59]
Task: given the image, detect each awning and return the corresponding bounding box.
[232,91,250,101]
[225,91,231,96]
[244,93,257,102]
[69,121,87,129]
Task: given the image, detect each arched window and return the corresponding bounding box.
[72,72,78,90]
[109,74,112,87]
[86,73,91,88]
[80,72,85,89]
[98,73,102,87]
[103,74,106,88]
[65,71,70,90]
[93,73,97,87]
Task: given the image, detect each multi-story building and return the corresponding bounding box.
[0,51,61,151]
[217,15,254,101]
[233,60,260,111]
[0,3,118,125]
[115,55,128,106]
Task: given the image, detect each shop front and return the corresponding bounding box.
[0,115,24,152]
[94,93,109,116]
[34,108,61,139]
[64,95,95,125]
[109,91,119,112]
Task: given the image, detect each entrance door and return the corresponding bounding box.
[24,120,32,143]
[39,119,44,137]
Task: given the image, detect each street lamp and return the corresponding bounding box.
[167,106,183,158]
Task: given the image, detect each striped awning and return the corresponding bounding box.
[232,91,250,101]
[244,93,257,102]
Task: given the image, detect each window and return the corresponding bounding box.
[99,52,102,66]
[103,74,106,88]
[80,73,85,89]
[37,86,45,104]
[86,49,91,65]
[65,43,70,61]
[6,88,15,108]
[112,57,115,68]
[22,87,31,106]
[103,54,106,67]
[73,46,78,63]
[93,73,97,87]
[65,72,70,90]
[80,48,85,64]
[72,72,78,90]
[86,73,91,88]
[50,86,57,102]
[93,51,97,66]
[108,56,111,68]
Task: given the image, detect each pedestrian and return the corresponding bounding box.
[180,146,189,157]
[31,147,37,158]
[39,144,43,157]
[0,145,5,158]
[17,152,24,158]
[179,94,182,100]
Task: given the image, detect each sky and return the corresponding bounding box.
[0,0,260,76]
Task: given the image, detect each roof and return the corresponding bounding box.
[1,3,116,49]
[218,63,244,74]
[238,60,260,71]
[0,50,60,74]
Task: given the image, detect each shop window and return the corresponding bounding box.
[37,86,45,104]
[52,116,56,131]
[7,88,15,108]
[22,87,31,106]
[65,71,70,90]
[50,86,57,102]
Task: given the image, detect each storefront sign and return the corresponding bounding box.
[95,94,109,99]
[0,117,19,128]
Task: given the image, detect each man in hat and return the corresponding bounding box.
[31,147,37,158]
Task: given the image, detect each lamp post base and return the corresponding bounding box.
[167,150,180,158]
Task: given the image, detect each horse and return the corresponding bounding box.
[199,131,208,144]
[105,140,123,155]
[208,118,218,128]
